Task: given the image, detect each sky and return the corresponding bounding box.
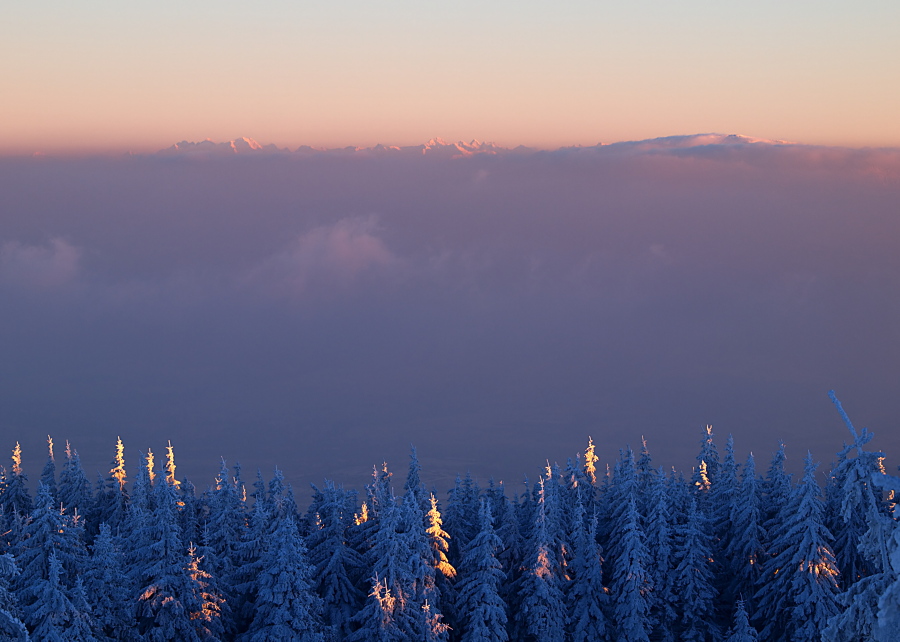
[2,1,899,153]
[1,2,899,494]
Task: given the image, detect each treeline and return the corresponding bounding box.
[0,395,899,641]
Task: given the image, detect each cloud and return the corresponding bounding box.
[0,238,81,289]
[240,217,399,297]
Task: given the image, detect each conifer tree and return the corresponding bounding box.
[610,495,652,642]
[692,425,720,493]
[28,553,98,642]
[348,576,404,642]
[84,523,137,641]
[203,461,246,614]
[398,492,448,641]
[0,554,28,641]
[445,472,481,560]
[15,482,87,627]
[92,437,130,532]
[516,478,566,642]
[58,442,93,519]
[756,453,840,641]
[565,501,610,642]
[349,499,409,642]
[725,453,766,618]
[645,470,677,642]
[673,497,719,641]
[822,393,897,642]
[39,436,58,503]
[131,472,209,642]
[725,599,759,642]
[1,443,32,528]
[306,480,364,639]
[186,543,226,642]
[455,499,508,642]
[232,495,269,632]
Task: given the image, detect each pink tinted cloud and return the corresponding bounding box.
[0,238,81,289]
[240,217,399,296]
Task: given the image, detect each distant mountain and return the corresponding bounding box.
[157,134,793,157]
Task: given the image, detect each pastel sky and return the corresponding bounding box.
[3,0,899,153]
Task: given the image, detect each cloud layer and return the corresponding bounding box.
[1,139,898,490]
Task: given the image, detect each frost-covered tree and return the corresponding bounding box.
[673,497,719,641]
[565,501,610,642]
[445,472,481,560]
[823,392,897,641]
[348,576,404,642]
[515,478,565,642]
[455,499,507,642]
[15,483,87,627]
[131,473,209,642]
[645,470,676,642]
[202,459,245,601]
[58,442,93,519]
[725,599,758,642]
[28,553,98,642]
[39,437,58,504]
[306,480,364,639]
[870,472,900,642]
[0,554,28,641]
[725,453,766,618]
[756,453,839,641]
[92,437,130,533]
[610,495,652,642]
[1,443,32,531]
[692,425,720,495]
[83,523,136,641]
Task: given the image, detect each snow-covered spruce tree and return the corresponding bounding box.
[724,599,759,642]
[349,498,408,642]
[756,453,840,642]
[515,478,566,642]
[1,443,32,541]
[58,442,94,519]
[674,497,719,641]
[711,436,739,591]
[724,452,766,620]
[28,552,98,642]
[91,437,130,533]
[645,469,677,642]
[787,453,841,641]
[239,514,323,642]
[425,493,456,589]
[39,437,57,504]
[424,492,457,637]
[869,472,900,641]
[130,471,214,642]
[14,482,87,628]
[348,575,403,642]
[230,494,268,633]
[306,480,365,640]
[565,500,610,642]
[398,490,449,641]
[83,522,137,641]
[823,392,898,641]
[455,498,508,642]
[692,425,720,498]
[202,458,246,623]
[445,472,481,562]
[610,494,653,642]
[0,554,28,641]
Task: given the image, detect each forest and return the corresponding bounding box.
[0,393,898,641]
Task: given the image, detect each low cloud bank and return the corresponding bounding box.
[1,138,898,490]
